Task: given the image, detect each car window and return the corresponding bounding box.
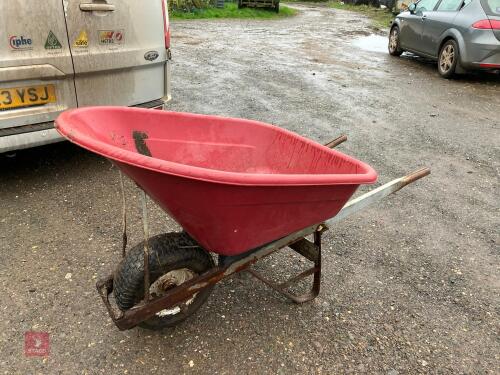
[415,0,441,13]
[481,0,500,15]
[437,0,463,10]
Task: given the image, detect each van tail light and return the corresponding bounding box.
[161,0,171,49]
[472,19,500,29]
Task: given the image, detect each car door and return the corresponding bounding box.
[400,0,441,52]
[399,11,425,50]
[0,1,77,129]
[420,0,463,56]
[63,0,169,107]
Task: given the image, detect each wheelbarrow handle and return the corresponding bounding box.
[324,134,347,149]
[403,167,431,185]
[325,167,431,226]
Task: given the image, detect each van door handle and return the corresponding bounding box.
[79,3,115,12]
[421,15,427,20]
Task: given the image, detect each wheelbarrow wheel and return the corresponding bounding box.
[113,232,215,330]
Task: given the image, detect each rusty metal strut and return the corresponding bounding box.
[246,228,323,303]
[141,190,151,302]
[118,169,151,302]
[119,170,128,258]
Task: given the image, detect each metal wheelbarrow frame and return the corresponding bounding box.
[96,135,430,331]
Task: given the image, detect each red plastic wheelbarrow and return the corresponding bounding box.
[56,107,430,331]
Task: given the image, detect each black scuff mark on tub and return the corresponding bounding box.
[133,131,152,157]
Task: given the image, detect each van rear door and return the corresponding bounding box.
[0,1,77,129]
[63,0,169,107]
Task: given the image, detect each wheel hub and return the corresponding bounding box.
[389,30,398,51]
[149,268,198,316]
[440,45,454,72]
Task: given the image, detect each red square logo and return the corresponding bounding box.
[25,332,50,357]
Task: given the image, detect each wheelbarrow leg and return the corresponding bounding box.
[311,230,322,299]
[246,230,323,304]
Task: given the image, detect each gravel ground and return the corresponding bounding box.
[1,3,499,374]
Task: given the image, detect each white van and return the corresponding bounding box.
[0,0,171,153]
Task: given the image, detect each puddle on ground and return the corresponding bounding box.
[352,34,388,53]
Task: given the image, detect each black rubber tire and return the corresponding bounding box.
[113,232,215,330]
[438,39,458,79]
[388,26,403,56]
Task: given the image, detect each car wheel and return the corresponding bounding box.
[388,26,403,56]
[438,40,459,79]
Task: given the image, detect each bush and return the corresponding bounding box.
[169,0,212,12]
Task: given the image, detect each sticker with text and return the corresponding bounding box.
[99,30,124,45]
[9,35,33,50]
[45,31,62,50]
[73,30,88,48]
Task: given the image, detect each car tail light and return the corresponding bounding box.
[161,0,171,49]
[472,19,500,29]
[479,63,500,68]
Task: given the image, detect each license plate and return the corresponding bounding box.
[0,84,56,110]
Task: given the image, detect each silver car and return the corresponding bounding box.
[0,1,171,153]
[388,0,500,77]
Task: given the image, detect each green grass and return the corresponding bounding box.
[327,1,394,29]
[171,2,297,19]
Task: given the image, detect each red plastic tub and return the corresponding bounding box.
[55,107,377,255]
